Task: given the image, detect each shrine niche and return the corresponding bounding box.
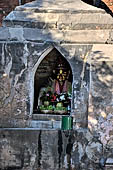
[33,48,72,115]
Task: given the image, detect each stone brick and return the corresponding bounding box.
[0,129,104,169]
[0,0,113,27]
[0,0,113,169]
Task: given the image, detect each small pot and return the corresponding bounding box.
[44,101,49,106]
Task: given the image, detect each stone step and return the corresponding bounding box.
[32,113,63,121]
[29,120,61,130]
[105,165,113,170]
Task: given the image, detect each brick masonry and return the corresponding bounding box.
[0,0,34,26]
[102,0,113,12]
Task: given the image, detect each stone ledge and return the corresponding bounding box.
[32,114,64,121]
[29,120,61,129]
[0,27,110,44]
[3,9,113,30]
[15,0,105,13]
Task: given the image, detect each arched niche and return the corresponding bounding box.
[33,48,73,115]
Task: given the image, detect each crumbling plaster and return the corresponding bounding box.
[0,0,113,169]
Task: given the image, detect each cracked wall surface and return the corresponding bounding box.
[0,129,105,170]
[0,0,113,169]
[0,42,91,128]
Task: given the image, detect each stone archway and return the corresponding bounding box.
[33,48,73,115]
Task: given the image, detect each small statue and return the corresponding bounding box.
[53,64,70,94]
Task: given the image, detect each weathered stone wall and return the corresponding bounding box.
[0,0,113,169]
[0,42,113,168]
[0,129,104,170]
[88,45,113,163]
[0,0,113,27]
[0,42,91,128]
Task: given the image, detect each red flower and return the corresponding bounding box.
[51,95,56,101]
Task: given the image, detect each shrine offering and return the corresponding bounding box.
[39,91,71,114]
[37,56,72,115]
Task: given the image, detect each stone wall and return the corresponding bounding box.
[0,0,113,26]
[0,0,113,169]
[0,42,113,169]
[0,129,104,170]
[0,42,90,128]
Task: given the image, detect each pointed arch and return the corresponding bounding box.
[31,46,73,115]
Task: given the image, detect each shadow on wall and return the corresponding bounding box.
[91,51,113,109]
[0,1,113,170]
[88,50,113,134]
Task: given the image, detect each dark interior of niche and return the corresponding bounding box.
[33,48,72,115]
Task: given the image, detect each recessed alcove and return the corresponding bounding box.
[33,48,73,116]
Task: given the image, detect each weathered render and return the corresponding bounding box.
[0,0,113,169]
